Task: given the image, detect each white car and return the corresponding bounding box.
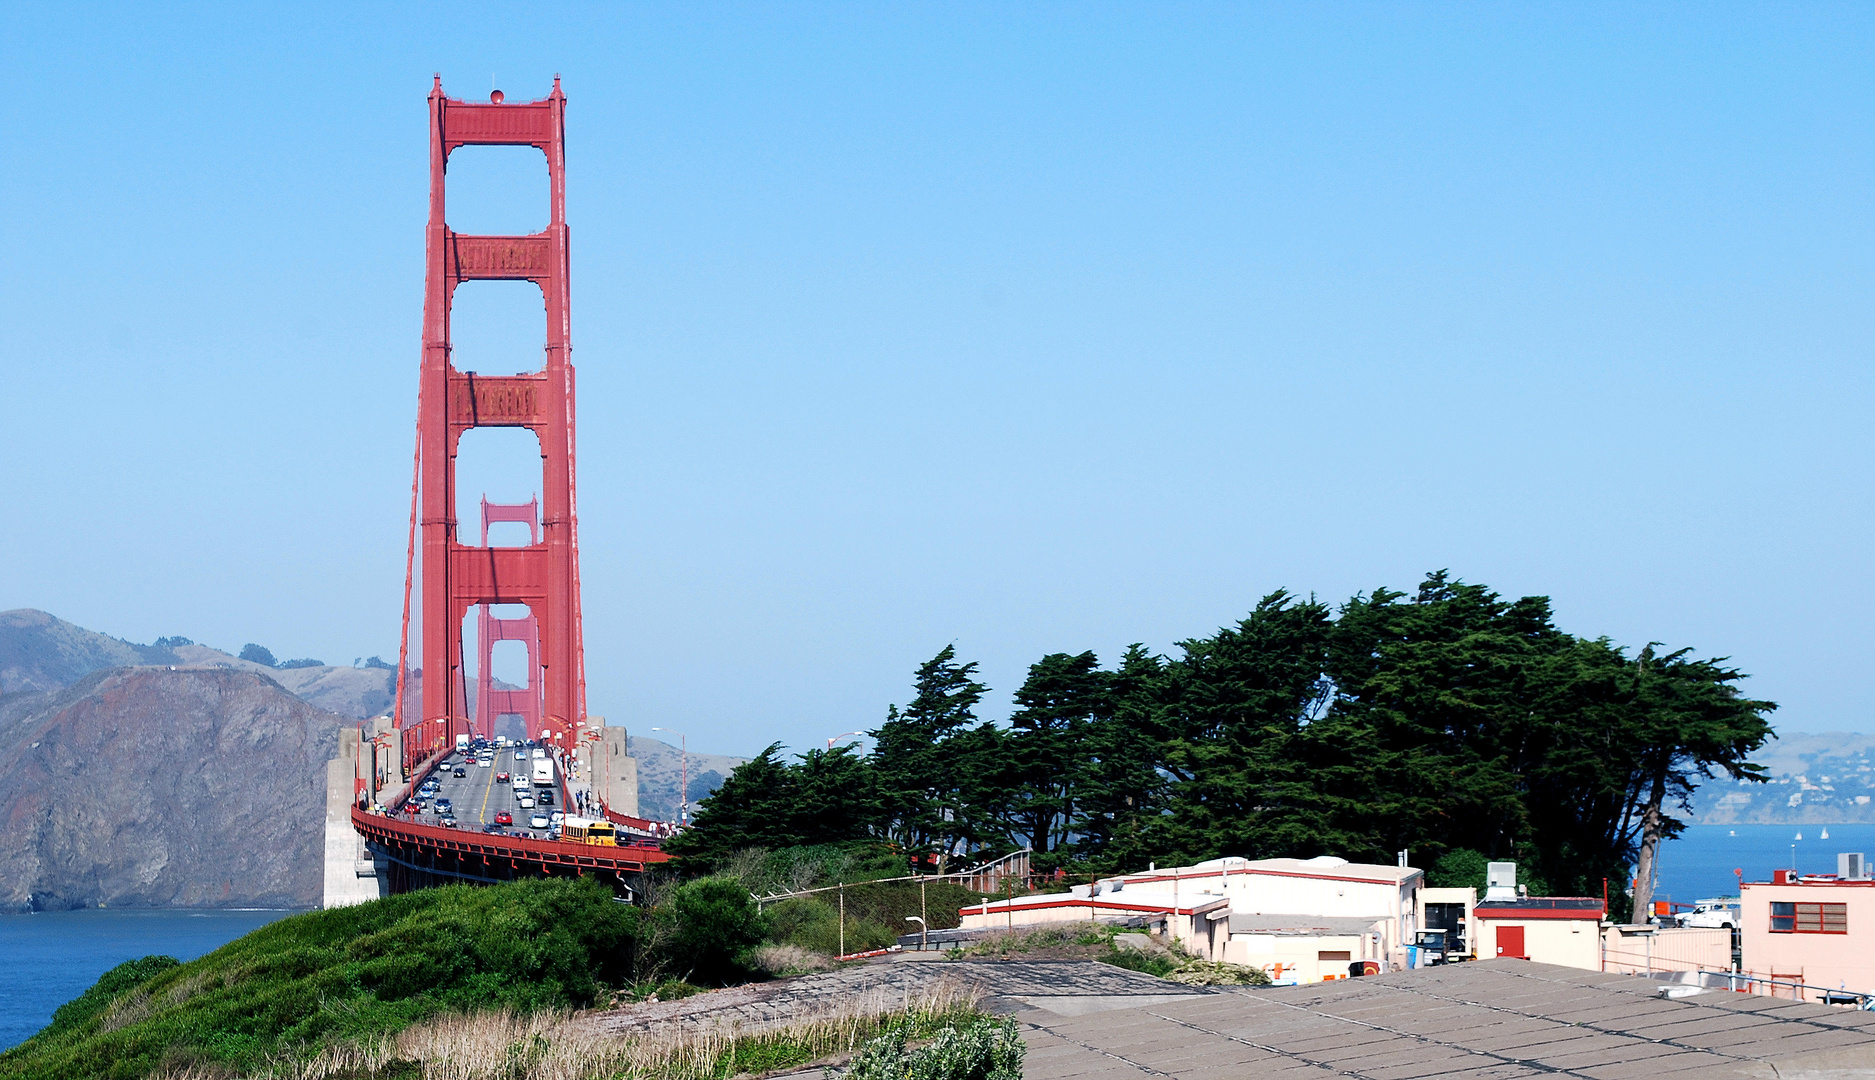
[517,794,535,808]
[477,757,492,768]
[515,750,527,761]
[530,813,550,828]
[1678,899,1740,929]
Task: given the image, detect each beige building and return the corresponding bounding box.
[958,855,1425,980]
[1600,925,1732,976]
[1219,914,1390,984]
[1472,897,1604,970]
[1740,870,1875,1000]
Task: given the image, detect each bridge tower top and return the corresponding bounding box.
[402,77,586,768]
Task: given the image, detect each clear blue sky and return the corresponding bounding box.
[2,5,1869,754]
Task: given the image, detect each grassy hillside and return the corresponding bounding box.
[0,879,635,1080]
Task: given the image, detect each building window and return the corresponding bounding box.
[1769,901,1847,933]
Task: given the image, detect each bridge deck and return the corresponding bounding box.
[354,745,668,894]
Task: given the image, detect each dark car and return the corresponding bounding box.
[453,767,467,777]
[536,790,553,806]
[494,811,513,825]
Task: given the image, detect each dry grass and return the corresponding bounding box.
[749,944,834,977]
[97,988,156,1034]
[258,976,984,1080]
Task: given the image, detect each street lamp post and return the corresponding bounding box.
[651,726,688,826]
[826,731,867,751]
[905,915,927,951]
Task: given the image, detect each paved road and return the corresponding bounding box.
[404,745,566,839]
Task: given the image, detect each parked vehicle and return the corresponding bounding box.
[1678,898,1741,929]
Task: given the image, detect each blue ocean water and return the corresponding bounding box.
[0,908,299,1051]
[1653,823,1875,904]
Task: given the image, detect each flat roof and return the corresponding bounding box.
[1227,913,1384,936]
[1017,960,1875,1080]
[1125,856,1421,886]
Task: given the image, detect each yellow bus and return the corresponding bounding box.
[560,816,617,846]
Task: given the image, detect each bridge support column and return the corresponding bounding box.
[597,725,638,817]
[324,728,385,908]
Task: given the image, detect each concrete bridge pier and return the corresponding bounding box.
[323,726,388,908]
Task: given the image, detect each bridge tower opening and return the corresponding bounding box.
[474,496,544,741]
[401,76,586,768]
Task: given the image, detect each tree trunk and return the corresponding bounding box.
[1630,767,1669,924]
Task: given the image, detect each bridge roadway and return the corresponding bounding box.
[409,744,567,838]
[352,743,670,897]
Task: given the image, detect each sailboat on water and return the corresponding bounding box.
[1823,827,1831,840]
[1796,832,1804,841]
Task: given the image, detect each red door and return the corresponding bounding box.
[1496,925,1526,959]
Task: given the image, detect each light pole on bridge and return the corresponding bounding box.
[650,726,688,826]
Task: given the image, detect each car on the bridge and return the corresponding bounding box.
[495,811,513,825]
[434,799,451,814]
[453,767,466,777]
[477,756,492,768]
[517,794,535,808]
[440,816,457,828]
[532,748,547,760]
[515,750,527,761]
[530,813,550,829]
[550,810,565,825]
[537,790,553,806]
[496,772,510,783]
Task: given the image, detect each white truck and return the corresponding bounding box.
[455,734,470,753]
[1677,898,1740,929]
[532,759,555,788]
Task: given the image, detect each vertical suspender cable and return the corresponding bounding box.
[392,392,422,758]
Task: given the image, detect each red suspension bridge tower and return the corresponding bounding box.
[396,77,587,768]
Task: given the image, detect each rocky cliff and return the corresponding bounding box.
[0,667,353,911]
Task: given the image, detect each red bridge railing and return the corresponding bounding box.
[353,807,670,881]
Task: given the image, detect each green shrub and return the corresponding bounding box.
[0,879,638,1080]
[842,1016,1025,1080]
[644,876,768,984]
[39,955,179,1039]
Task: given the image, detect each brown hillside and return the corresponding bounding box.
[0,667,353,911]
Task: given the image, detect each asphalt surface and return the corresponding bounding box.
[404,744,566,840]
